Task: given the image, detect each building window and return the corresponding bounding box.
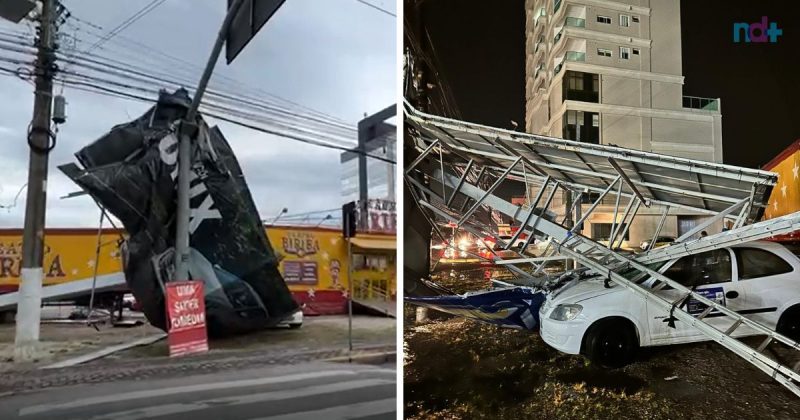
[581,192,601,204]
[562,71,599,103]
[562,110,600,143]
[592,113,599,127]
[632,16,640,23]
[620,14,630,27]
[597,15,612,24]
[592,223,630,242]
[632,48,640,55]
[597,48,612,57]
[620,46,631,59]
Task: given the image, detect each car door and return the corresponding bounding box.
[728,246,795,332]
[646,248,736,344]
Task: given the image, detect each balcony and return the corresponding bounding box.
[565,51,585,62]
[683,96,720,112]
[565,17,585,28]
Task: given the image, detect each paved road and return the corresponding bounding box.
[0,361,396,419]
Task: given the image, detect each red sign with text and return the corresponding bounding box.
[166,280,208,357]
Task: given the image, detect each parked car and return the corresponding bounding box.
[539,240,800,368]
[639,236,676,251]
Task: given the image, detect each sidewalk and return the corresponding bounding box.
[0,319,163,372]
[0,315,396,395]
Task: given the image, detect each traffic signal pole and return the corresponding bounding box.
[174,0,245,281]
[15,0,57,361]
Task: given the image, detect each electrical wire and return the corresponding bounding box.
[0,184,27,211]
[355,0,396,18]
[82,0,167,56]
[1,26,359,139]
[46,76,396,164]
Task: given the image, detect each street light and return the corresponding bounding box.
[270,207,288,225]
[314,214,332,228]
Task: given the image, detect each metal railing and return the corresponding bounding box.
[683,95,720,111]
[354,279,390,301]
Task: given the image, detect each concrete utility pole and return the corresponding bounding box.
[15,0,57,361]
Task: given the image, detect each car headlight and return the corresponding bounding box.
[548,304,583,321]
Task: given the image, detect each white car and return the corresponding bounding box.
[276,309,303,329]
[539,240,800,368]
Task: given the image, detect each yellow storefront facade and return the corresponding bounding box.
[0,226,396,315]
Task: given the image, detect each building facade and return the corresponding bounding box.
[340,128,396,204]
[524,0,724,247]
[0,227,397,316]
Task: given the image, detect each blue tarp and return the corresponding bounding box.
[406,287,546,330]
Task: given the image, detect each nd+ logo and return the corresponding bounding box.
[733,16,782,43]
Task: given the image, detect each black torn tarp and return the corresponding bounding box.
[59,89,298,337]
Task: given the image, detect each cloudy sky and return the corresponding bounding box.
[0,0,396,228]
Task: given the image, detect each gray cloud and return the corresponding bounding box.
[0,0,396,229]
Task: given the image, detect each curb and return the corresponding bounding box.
[324,351,396,365]
[41,333,167,369]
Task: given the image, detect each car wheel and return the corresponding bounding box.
[583,318,638,368]
[777,306,800,342]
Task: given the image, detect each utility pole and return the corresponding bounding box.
[15,0,57,361]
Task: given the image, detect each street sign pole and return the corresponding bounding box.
[174,0,246,281]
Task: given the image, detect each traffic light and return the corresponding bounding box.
[342,201,357,238]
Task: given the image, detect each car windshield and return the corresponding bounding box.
[615,262,667,283]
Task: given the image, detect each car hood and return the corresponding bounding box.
[549,276,625,304]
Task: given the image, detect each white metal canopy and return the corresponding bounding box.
[404,102,776,223]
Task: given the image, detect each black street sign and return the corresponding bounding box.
[225,0,286,64]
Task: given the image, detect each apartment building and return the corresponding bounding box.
[523,0,724,247]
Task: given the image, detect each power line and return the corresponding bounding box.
[355,0,396,18]
[0,36,361,148]
[60,16,351,126]
[83,0,166,55]
[38,75,396,164]
[0,184,27,211]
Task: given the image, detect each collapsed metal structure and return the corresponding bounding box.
[404,102,800,396]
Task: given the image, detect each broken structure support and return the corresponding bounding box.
[505,176,551,250]
[647,205,671,252]
[675,197,748,242]
[570,176,622,233]
[457,157,522,226]
[608,157,650,207]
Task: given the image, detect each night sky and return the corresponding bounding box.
[414,0,800,169]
